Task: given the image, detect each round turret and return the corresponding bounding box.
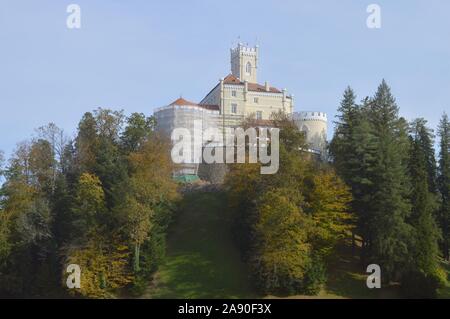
[293,111,328,156]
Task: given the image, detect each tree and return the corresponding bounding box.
[1,109,179,297]
[63,172,132,298]
[121,113,156,153]
[304,170,353,259]
[71,173,106,239]
[413,119,439,195]
[75,112,98,173]
[407,119,440,278]
[29,139,55,195]
[329,86,358,180]
[64,234,132,298]
[438,113,450,260]
[226,112,353,295]
[35,123,68,193]
[0,150,4,176]
[252,189,311,294]
[75,109,128,208]
[93,108,125,142]
[0,164,56,296]
[118,135,178,272]
[365,80,413,281]
[330,90,380,256]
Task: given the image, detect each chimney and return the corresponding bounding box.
[265,81,270,92]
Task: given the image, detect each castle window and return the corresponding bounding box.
[254,97,259,104]
[246,62,251,74]
[231,103,237,114]
[232,90,237,97]
[256,111,262,120]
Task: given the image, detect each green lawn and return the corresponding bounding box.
[144,191,257,299]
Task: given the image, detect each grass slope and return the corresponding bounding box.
[146,191,256,299]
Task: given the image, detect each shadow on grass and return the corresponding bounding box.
[325,241,402,299]
[146,190,258,299]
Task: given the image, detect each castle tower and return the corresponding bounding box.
[293,111,328,156]
[230,43,258,83]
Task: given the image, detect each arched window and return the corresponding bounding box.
[246,62,251,74]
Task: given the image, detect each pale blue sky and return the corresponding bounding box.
[0,0,449,158]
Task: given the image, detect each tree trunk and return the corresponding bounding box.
[360,238,366,267]
[445,242,449,261]
[134,243,140,272]
[351,232,356,257]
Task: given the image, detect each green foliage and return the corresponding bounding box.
[0,110,178,298]
[252,190,311,295]
[438,113,450,260]
[363,81,413,280]
[117,134,179,272]
[305,170,353,259]
[401,268,446,299]
[302,258,327,295]
[121,113,156,153]
[64,235,133,298]
[331,82,446,297]
[226,113,353,296]
[329,86,358,179]
[407,119,441,281]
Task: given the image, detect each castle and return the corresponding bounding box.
[154,43,327,176]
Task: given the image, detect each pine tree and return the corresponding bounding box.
[438,113,450,260]
[329,86,358,181]
[407,119,440,274]
[75,112,98,173]
[366,80,413,281]
[330,90,378,257]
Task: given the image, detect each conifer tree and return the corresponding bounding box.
[438,113,450,260]
[407,119,440,275]
[330,91,377,257]
[366,80,412,280]
[329,87,358,181]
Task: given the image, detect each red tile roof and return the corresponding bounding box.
[222,74,282,93]
[248,82,282,93]
[223,74,242,84]
[169,97,219,111]
[169,97,198,106]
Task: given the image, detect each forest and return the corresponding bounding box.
[0,80,449,298]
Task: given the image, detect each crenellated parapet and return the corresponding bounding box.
[293,111,327,122]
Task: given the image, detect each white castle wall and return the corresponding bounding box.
[154,104,221,175]
[293,111,327,155]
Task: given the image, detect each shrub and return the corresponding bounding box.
[303,259,327,295]
[401,268,446,298]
